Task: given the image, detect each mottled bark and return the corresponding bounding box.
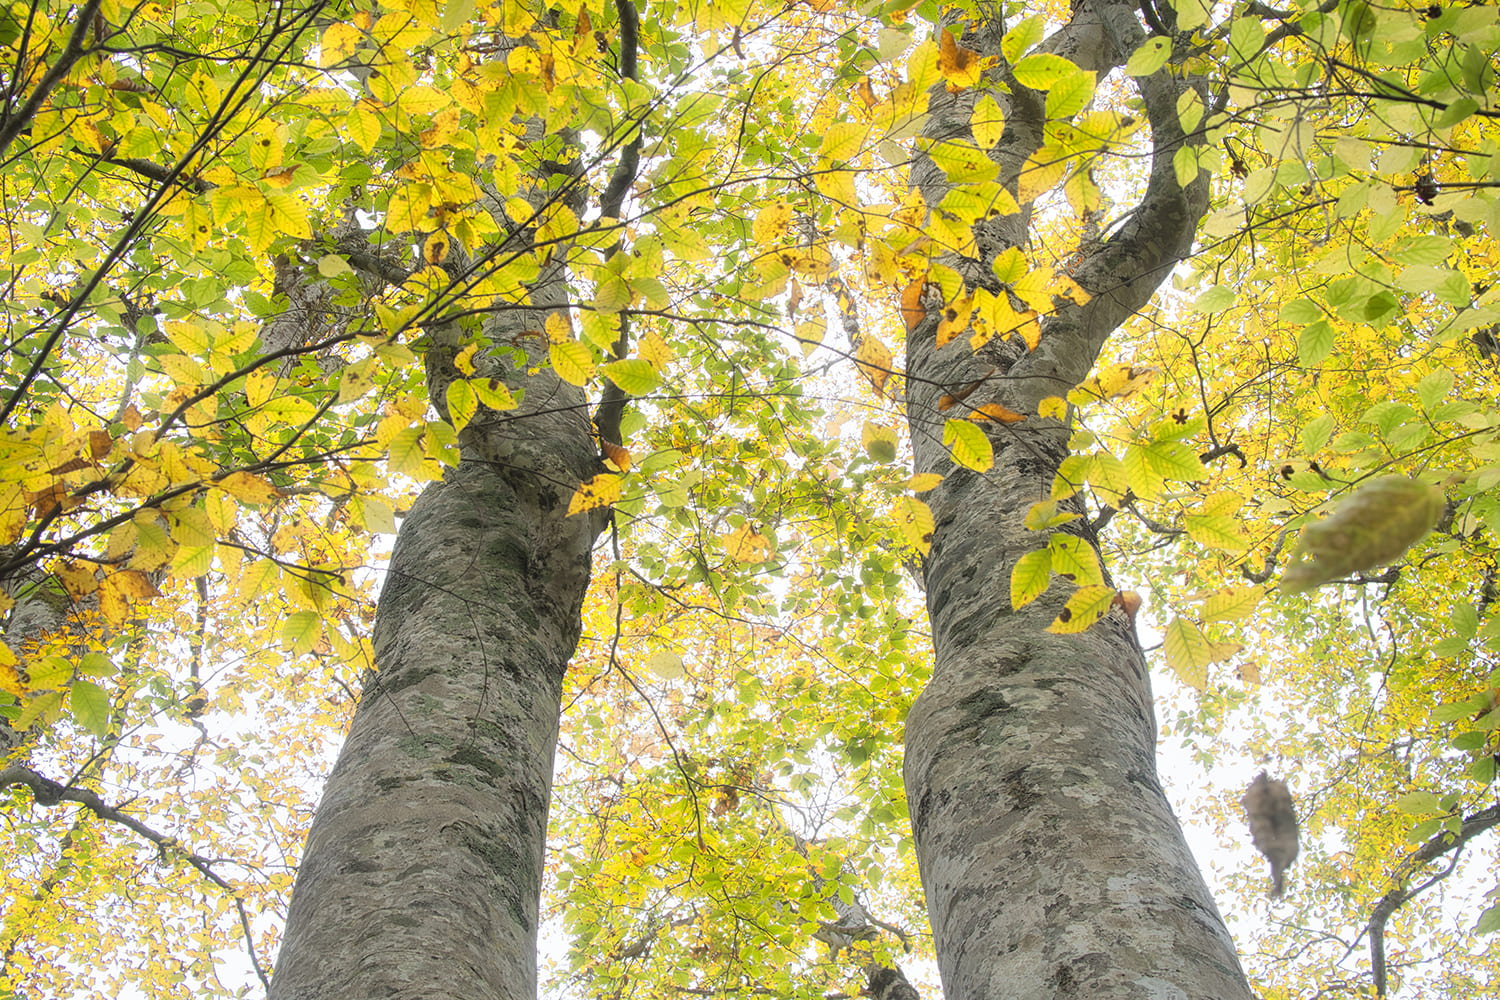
[271,245,604,998]
[902,4,1252,998]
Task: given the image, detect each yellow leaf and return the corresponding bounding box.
[550,340,595,386]
[937,28,984,90]
[752,200,794,246]
[856,336,894,396]
[906,472,944,492]
[971,94,1005,149]
[895,497,934,555]
[215,472,281,506]
[1038,396,1069,419]
[1199,586,1263,623]
[1163,617,1240,689]
[446,379,477,432]
[1011,549,1052,609]
[568,473,622,516]
[1046,585,1116,634]
[723,523,772,563]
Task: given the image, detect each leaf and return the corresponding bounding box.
[644,650,684,680]
[550,340,595,386]
[906,473,944,492]
[862,421,899,463]
[1012,53,1078,92]
[1199,587,1263,623]
[446,379,477,432]
[1394,791,1441,814]
[1163,617,1239,690]
[1045,69,1095,119]
[568,474,622,516]
[943,419,994,472]
[282,610,322,655]
[1280,477,1445,594]
[70,680,111,736]
[1011,549,1052,609]
[894,497,934,556]
[1046,585,1115,634]
[1047,533,1103,586]
[1000,14,1045,63]
[723,523,772,563]
[971,95,1005,150]
[937,29,983,90]
[1297,320,1336,367]
[1126,37,1171,78]
[601,359,661,396]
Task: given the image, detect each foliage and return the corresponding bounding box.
[0,0,1497,998]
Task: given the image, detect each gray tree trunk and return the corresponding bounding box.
[270,251,604,999]
[901,5,1254,998]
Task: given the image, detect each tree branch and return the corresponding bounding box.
[1,763,271,990]
[0,0,105,162]
[593,0,644,449]
[1368,803,1500,997]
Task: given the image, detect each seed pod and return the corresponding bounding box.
[1280,476,1444,594]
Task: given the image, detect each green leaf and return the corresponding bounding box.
[1126,37,1171,78]
[1011,549,1052,609]
[1298,320,1336,367]
[69,680,111,737]
[1045,69,1095,118]
[1012,53,1077,91]
[601,359,662,397]
[943,419,994,472]
[1047,533,1103,586]
[550,341,596,386]
[1000,14,1046,63]
[1416,369,1454,411]
[1394,790,1441,814]
[1476,903,1500,935]
[1300,414,1336,454]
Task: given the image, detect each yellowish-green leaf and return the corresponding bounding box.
[1011,549,1052,609]
[70,679,111,736]
[1199,586,1263,623]
[1126,36,1171,78]
[446,379,478,432]
[1046,585,1115,634]
[1047,533,1103,586]
[1163,617,1240,690]
[970,95,1005,150]
[550,340,595,386]
[943,418,993,472]
[601,359,661,396]
[894,497,934,556]
[568,473,623,516]
[863,421,899,463]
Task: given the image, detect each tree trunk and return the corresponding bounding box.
[901,6,1254,998]
[270,252,604,999]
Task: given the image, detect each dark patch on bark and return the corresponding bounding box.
[445,744,506,786]
[456,825,530,932]
[1002,765,1041,809]
[375,776,405,792]
[956,687,1013,731]
[381,664,443,697]
[911,785,949,841]
[1049,962,1078,993]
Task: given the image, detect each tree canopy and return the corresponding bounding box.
[1,0,1498,997]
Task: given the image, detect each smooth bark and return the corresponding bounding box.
[271,248,605,998]
[902,5,1254,998]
